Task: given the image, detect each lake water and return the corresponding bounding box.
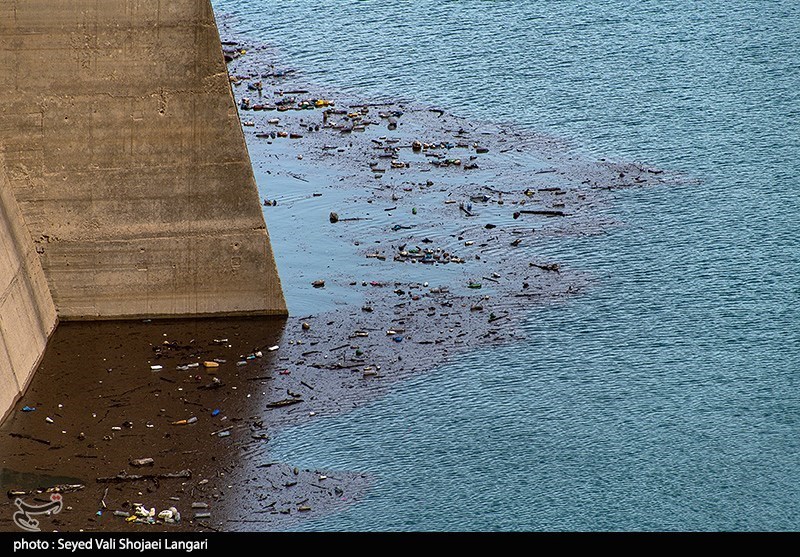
[213,0,800,530]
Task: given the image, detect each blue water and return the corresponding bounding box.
[213,0,800,530]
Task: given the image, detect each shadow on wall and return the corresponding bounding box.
[0,155,58,423]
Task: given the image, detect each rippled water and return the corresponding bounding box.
[212,0,800,530]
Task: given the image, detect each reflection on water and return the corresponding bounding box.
[0,468,84,493]
[0,317,287,530]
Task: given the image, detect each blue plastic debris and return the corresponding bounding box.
[393,335,403,343]
[212,409,220,417]
[21,406,35,412]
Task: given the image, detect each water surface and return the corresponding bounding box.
[213,0,800,531]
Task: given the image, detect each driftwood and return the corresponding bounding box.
[530,262,560,272]
[8,484,85,497]
[96,469,192,484]
[266,399,304,409]
[488,313,509,324]
[197,522,222,532]
[519,209,566,217]
[9,433,50,446]
[482,185,514,195]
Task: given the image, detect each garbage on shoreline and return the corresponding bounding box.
[118,504,182,525]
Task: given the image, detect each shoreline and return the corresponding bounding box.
[0,30,673,532]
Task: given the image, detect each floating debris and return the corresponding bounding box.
[266,399,304,409]
[96,470,192,484]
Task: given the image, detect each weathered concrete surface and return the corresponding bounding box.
[0,155,58,423]
[0,0,286,319]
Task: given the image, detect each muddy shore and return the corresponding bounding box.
[0,30,674,532]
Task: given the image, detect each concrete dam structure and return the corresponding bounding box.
[0,158,58,420]
[0,1,286,420]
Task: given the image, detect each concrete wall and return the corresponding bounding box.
[0,0,286,319]
[0,155,58,422]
